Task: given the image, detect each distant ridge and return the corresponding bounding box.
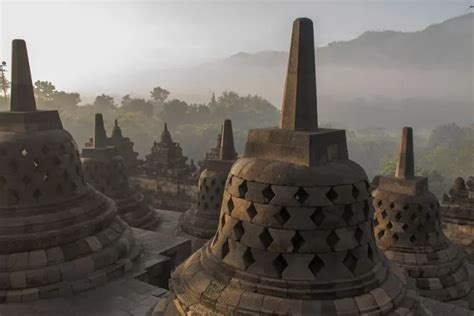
[222,13,473,70]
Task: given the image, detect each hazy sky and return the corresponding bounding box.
[0,0,471,95]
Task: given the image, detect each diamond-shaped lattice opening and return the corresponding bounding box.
[409,235,416,244]
[311,207,325,227]
[381,210,388,219]
[294,187,309,204]
[389,202,395,209]
[326,230,340,251]
[377,199,383,207]
[395,212,402,220]
[242,247,255,270]
[291,231,304,252]
[221,239,229,259]
[410,213,417,221]
[211,178,216,186]
[352,185,360,200]
[32,189,42,201]
[429,203,434,210]
[403,204,410,211]
[425,213,431,222]
[259,228,273,249]
[71,182,78,192]
[246,203,257,220]
[272,254,288,278]
[22,175,31,186]
[238,180,248,198]
[386,221,393,230]
[374,217,379,227]
[7,190,19,206]
[402,223,409,231]
[392,233,399,241]
[367,244,374,262]
[309,255,324,277]
[377,230,385,239]
[20,148,29,158]
[354,226,364,244]
[262,185,275,203]
[326,187,338,202]
[274,207,291,226]
[227,197,235,214]
[343,251,358,274]
[417,204,423,212]
[343,205,354,225]
[233,221,245,241]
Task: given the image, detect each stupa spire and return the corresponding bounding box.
[94,113,107,148]
[219,119,236,161]
[395,127,415,179]
[10,39,36,112]
[280,18,317,131]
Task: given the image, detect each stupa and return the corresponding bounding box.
[142,123,192,178]
[0,40,139,302]
[372,127,472,303]
[441,176,474,254]
[154,18,418,315]
[81,114,159,230]
[109,119,140,173]
[180,119,237,247]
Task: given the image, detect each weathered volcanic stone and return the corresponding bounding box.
[154,18,419,316]
[373,127,472,305]
[82,114,159,230]
[180,119,237,247]
[441,176,474,255]
[0,40,139,302]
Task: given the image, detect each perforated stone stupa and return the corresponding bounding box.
[441,176,474,254]
[0,40,139,302]
[154,18,418,315]
[82,114,159,230]
[373,127,472,303]
[180,119,237,246]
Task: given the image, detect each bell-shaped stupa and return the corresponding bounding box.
[0,40,139,301]
[154,18,418,315]
[373,127,472,303]
[441,176,474,254]
[180,119,237,247]
[81,114,159,230]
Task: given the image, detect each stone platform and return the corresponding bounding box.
[0,209,191,316]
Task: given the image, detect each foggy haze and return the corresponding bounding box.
[1,0,471,104]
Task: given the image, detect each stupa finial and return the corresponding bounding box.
[94,113,107,148]
[280,18,318,131]
[219,119,236,160]
[395,127,415,179]
[10,39,37,112]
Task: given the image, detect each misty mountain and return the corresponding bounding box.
[157,13,472,110]
[227,13,473,71]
